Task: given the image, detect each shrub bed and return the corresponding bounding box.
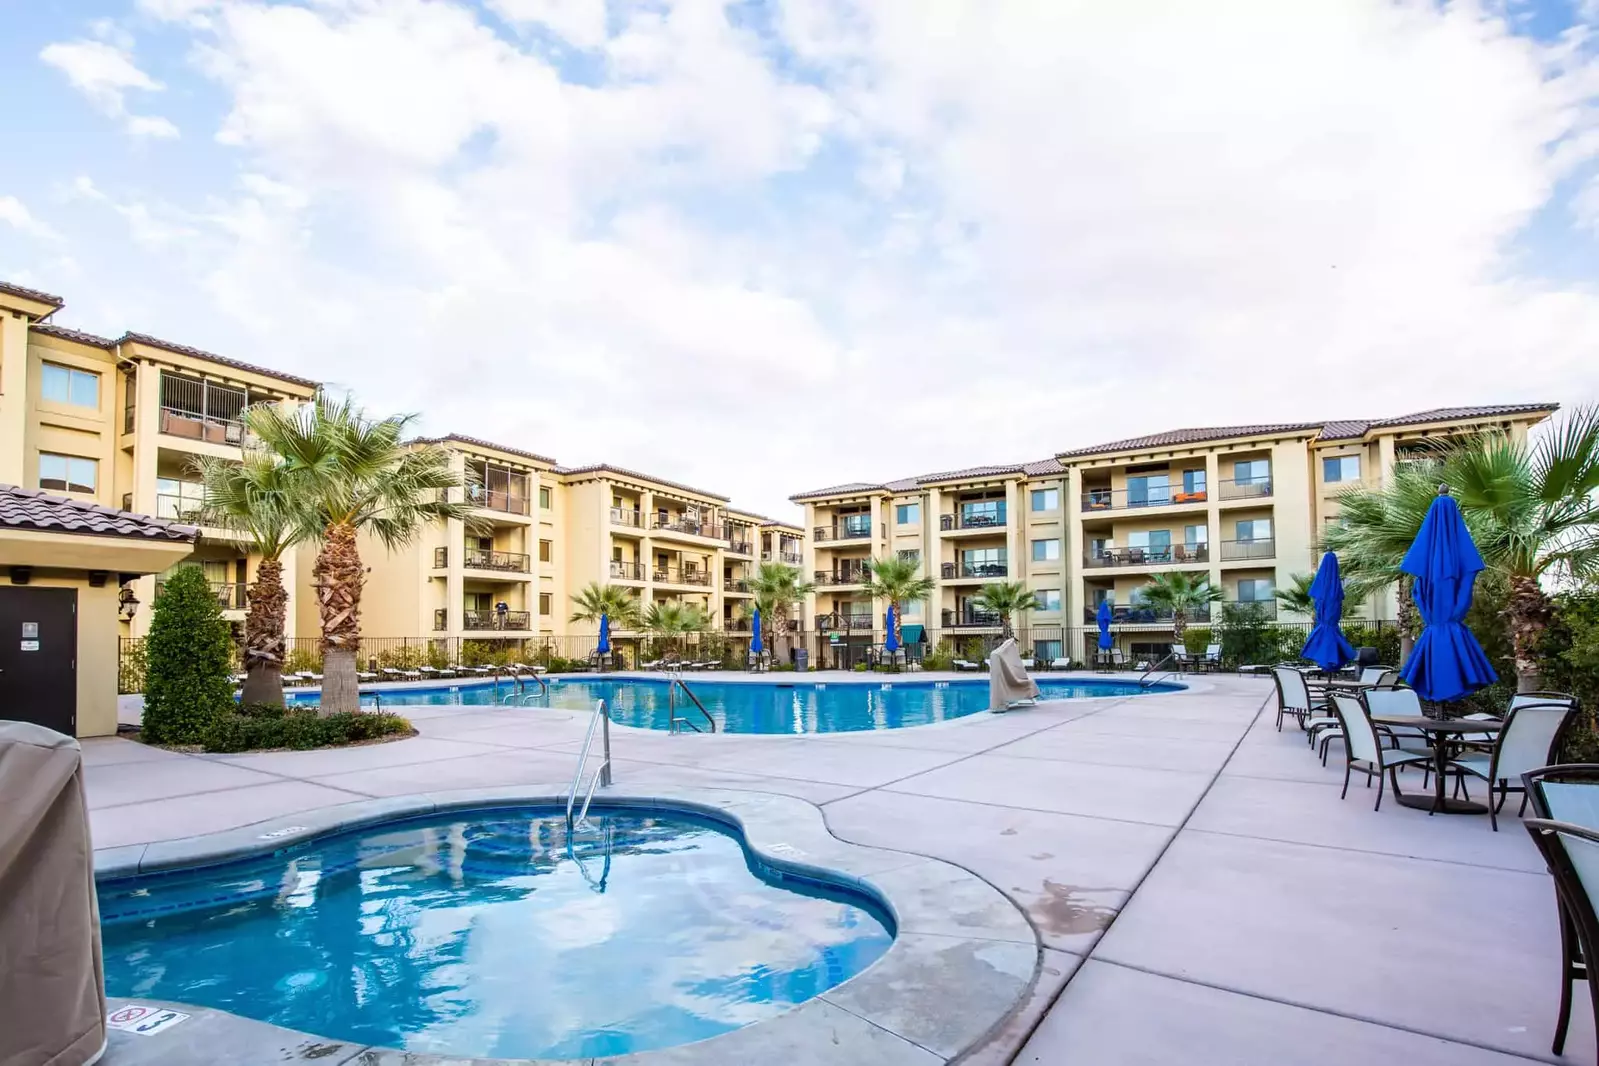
[200,704,413,753]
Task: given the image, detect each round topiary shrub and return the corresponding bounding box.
[142,564,236,745]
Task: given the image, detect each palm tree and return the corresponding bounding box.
[642,600,709,660]
[1274,572,1361,621]
[746,561,815,654]
[971,580,1039,641]
[246,395,474,713]
[862,555,935,647]
[569,582,641,630]
[191,450,306,707]
[1137,571,1222,642]
[1324,407,1599,691]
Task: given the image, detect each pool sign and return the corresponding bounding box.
[107,1005,190,1035]
[259,825,308,840]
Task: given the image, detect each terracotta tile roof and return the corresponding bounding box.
[791,458,1061,501]
[1057,422,1324,458]
[1366,404,1557,429]
[0,485,197,542]
[412,435,557,466]
[789,481,888,501]
[1022,457,1066,476]
[0,280,64,308]
[554,464,731,503]
[30,323,320,391]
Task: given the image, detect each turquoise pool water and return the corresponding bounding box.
[99,807,893,1060]
[291,676,1178,733]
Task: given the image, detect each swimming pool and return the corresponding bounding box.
[292,675,1180,734]
[99,806,893,1060]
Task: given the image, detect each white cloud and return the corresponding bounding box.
[39,39,180,138]
[30,0,1599,518]
[0,196,59,241]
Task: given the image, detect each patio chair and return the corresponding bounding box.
[1460,691,1577,750]
[1051,657,1073,671]
[1202,644,1221,672]
[1449,700,1577,831]
[1356,666,1397,686]
[1522,818,1599,1059]
[1111,648,1128,669]
[1328,691,1431,811]
[1271,665,1326,732]
[1525,765,1599,825]
[1361,686,1434,754]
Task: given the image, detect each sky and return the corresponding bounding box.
[1,0,1597,522]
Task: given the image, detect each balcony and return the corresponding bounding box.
[1080,486,1208,513]
[941,561,1009,580]
[1226,599,1278,619]
[610,560,645,581]
[654,566,713,587]
[1084,544,1210,569]
[651,515,716,539]
[943,608,1003,628]
[1219,477,1273,501]
[465,548,531,573]
[158,579,246,610]
[814,567,871,587]
[1083,604,1212,625]
[726,537,753,556]
[610,507,643,529]
[466,486,531,516]
[1220,538,1275,562]
[154,493,205,523]
[815,612,874,631]
[157,373,256,448]
[724,577,750,593]
[814,521,874,543]
[940,507,1007,532]
[462,609,532,631]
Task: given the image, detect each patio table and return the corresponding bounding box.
[1370,714,1503,815]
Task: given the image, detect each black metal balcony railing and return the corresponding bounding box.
[1218,477,1273,501]
[154,493,206,523]
[610,507,643,528]
[1083,604,1213,625]
[610,560,645,580]
[726,539,753,556]
[158,580,246,610]
[814,519,874,542]
[940,508,1007,531]
[465,548,531,573]
[724,578,750,593]
[1220,538,1276,562]
[815,612,874,631]
[462,609,531,631]
[652,516,713,537]
[654,566,712,586]
[813,567,870,586]
[1084,544,1210,568]
[941,561,1008,580]
[434,547,448,568]
[781,550,803,565]
[943,608,1003,628]
[1080,485,1208,512]
[466,486,532,516]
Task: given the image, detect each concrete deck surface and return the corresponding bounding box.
[88,672,1590,1065]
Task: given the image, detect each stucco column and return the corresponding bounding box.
[1005,479,1022,585]
[1205,451,1223,593]
[0,312,30,485]
[1064,467,1084,629]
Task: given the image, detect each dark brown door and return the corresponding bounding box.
[0,587,78,736]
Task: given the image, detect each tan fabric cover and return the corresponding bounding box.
[0,721,105,1066]
[988,639,1041,711]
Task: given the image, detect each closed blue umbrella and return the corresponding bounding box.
[884,604,899,654]
[750,607,763,656]
[1096,599,1113,650]
[1301,552,1355,671]
[1398,489,1497,703]
[597,611,611,654]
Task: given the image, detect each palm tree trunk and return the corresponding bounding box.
[1172,612,1187,644]
[240,556,287,707]
[1506,573,1552,693]
[1001,614,1015,641]
[315,520,365,715]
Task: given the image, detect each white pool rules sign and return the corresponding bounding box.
[106,1004,190,1036]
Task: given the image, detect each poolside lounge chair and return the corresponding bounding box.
[381,667,421,681]
[418,666,455,680]
[1051,657,1074,671]
[1449,698,1577,831]
[952,658,981,672]
[1328,691,1431,812]
[357,670,378,682]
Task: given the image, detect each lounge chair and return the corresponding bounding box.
[418,666,455,680]
[1327,691,1431,811]
[1449,698,1577,831]
[1051,657,1073,671]
[952,658,981,672]
[357,671,378,683]
[1019,657,1035,671]
[381,667,421,681]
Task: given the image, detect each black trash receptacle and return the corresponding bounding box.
[794,648,809,672]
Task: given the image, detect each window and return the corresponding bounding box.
[155,477,206,520]
[1234,459,1270,484]
[1034,639,1063,663]
[841,511,872,536]
[1237,578,1274,602]
[897,549,920,567]
[1185,524,1208,548]
[1034,589,1062,612]
[1323,455,1361,483]
[1126,473,1171,507]
[1031,538,1061,562]
[1030,487,1059,512]
[539,539,552,563]
[1089,537,1109,559]
[539,486,552,509]
[1236,518,1272,542]
[1093,588,1114,607]
[38,453,97,494]
[960,499,1006,526]
[1128,529,1172,550]
[895,502,920,525]
[538,593,552,615]
[1181,469,1206,495]
[962,547,1006,576]
[41,362,100,408]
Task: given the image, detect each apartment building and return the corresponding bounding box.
[0,281,320,639]
[790,404,1556,660]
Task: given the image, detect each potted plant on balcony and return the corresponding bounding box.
[1135,571,1222,642]
[970,581,1039,641]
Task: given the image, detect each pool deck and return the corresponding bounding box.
[89,671,1590,1065]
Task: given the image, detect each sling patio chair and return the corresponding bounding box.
[1271,665,1327,732]
[1523,818,1599,1060]
[1328,690,1432,812]
[1448,699,1578,831]
[1525,765,1599,825]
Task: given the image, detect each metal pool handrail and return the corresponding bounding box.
[503,672,550,704]
[566,699,613,831]
[668,677,716,734]
[1139,652,1181,689]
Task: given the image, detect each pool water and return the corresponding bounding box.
[99,808,894,1060]
[293,676,1177,733]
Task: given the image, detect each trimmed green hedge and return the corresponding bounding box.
[142,565,235,744]
[201,705,412,753]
